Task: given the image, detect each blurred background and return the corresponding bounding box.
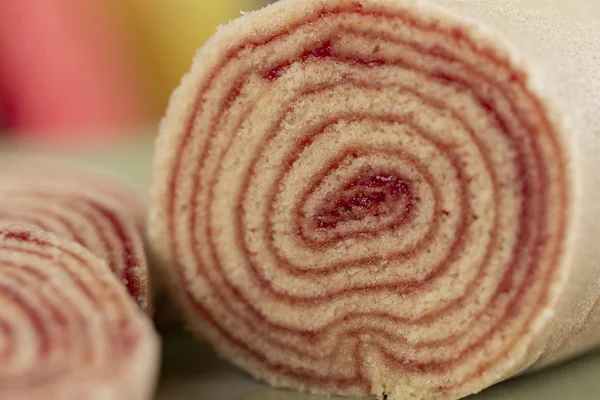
[0,0,273,149]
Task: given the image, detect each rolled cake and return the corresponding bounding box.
[0,193,151,313]
[0,224,159,399]
[148,0,600,399]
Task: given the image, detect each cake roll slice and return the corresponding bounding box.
[0,224,159,400]
[0,160,152,313]
[0,193,151,313]
[148,0,600,399]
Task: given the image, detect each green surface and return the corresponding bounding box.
[0,137,155,193]
[5,139,599,400]
[159,331,600,400]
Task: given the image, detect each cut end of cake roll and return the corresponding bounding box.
[0,224,159,400]
[148,0,573,399]
[0,162,152,314]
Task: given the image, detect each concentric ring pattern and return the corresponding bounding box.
[0,224,158,400]
[149,0,571,398]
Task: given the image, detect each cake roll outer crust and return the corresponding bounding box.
[148,0,600,399]
[438,0,600,372]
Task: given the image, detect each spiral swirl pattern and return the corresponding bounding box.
[0,224,158,400]
[149,0,571,398]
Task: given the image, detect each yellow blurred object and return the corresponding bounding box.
[115,0,261,118]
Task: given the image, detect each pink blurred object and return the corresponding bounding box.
[0,0,150,145]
